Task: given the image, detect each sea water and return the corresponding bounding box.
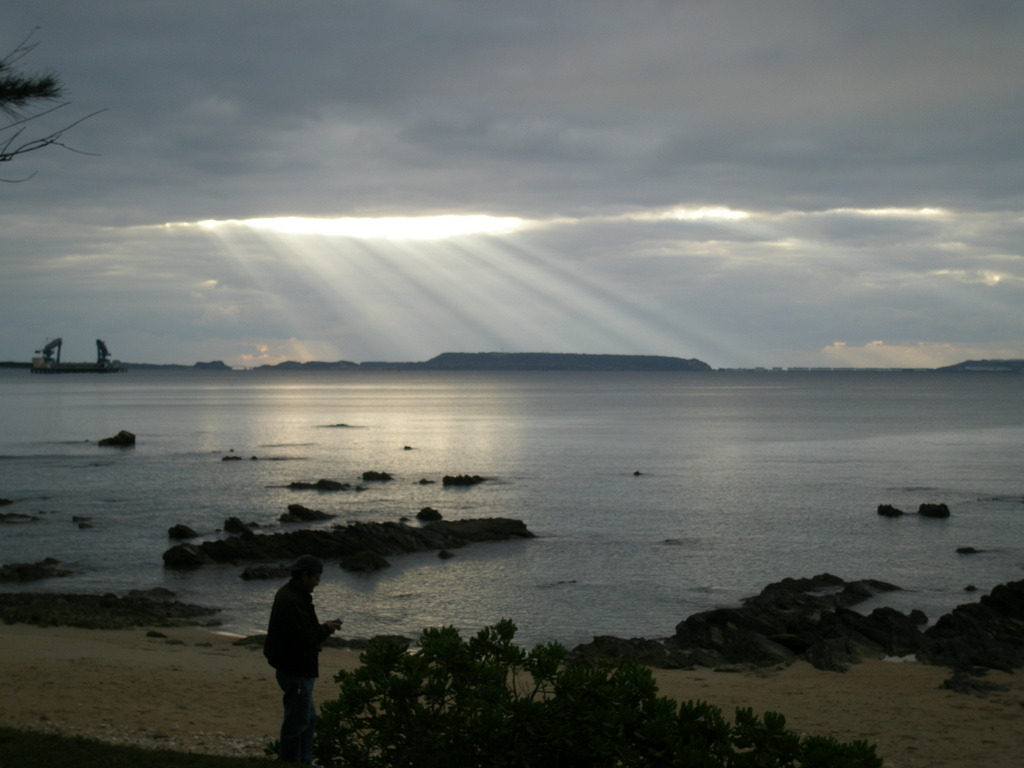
[0,368,1021,647]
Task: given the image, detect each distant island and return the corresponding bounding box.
[251,352,712,372]
[3,355,1023,373]
[934,359,1024,372]
[348,352,713,372]
[113,360,234,371]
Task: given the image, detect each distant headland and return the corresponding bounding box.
[2,354,1023,373]
[245,352,712,371]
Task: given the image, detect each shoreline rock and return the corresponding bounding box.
[571,574,1024,674]
[98,430,136,447]
[162,517,535,571]
[0,557,72,582]
[0,588,220,629]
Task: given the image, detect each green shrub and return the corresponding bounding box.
[317,619,882,768]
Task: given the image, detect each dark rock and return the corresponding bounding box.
[918,503,950,518]
[877,504,904,517]
[572,576,1024,674]
[240,564,289,580]
[802,637,865,673]
[168,524,200,539]
[162,543,212,568]
[418,479,435,485]
[806,605,925,669]
[0,557,72,582]
[222,455,243,461]
[362,471,393,481]
[956,546,983,554]
[920,579,1024,671]
[0,498,12,506]
[98,430,136,447]
[965,584,978,592]
[341,551,392,572]
[223,517,256,536]
[280,504,334,523]
[571,635,701,669]
[417,507,442,521]
[126,587,176,601]
[289,479,351,491]
[164,517,534,569]
[575,574,907,672]
[0,591,219,629]
[0,512,38,524]
[940,670,1011,697]
[438,550,454,559]
[443,474,486,486]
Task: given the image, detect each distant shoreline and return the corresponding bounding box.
[2,353,1022,373]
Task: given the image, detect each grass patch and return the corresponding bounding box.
[0,727,277,768]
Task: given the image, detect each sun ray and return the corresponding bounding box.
[185,211,764,364]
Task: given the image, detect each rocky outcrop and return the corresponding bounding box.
[918,503,951,518]
[0,557,72,582]
[417,507,442,521]
[280,504,334,523]
[240,564,289,580]
[162,517,535,570]
[0,588,219,628]
[223,517,257,536]
[572,575,1024,674]
[919,580,1024,671]
[98,430,136,447]
[0,512,38,524]
[288,479,353,491]
[443,474,486,486]
[671,575,910,672]
[877,502,951,517]
[168,524,200,539]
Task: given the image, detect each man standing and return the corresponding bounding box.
[264,555,342,765]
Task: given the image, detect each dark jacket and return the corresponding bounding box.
[263,578,331,678]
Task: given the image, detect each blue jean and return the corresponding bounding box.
[276,671,317,764]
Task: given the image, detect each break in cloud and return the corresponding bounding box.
[2,1,1022,368]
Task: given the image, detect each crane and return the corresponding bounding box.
[38,338,62,364]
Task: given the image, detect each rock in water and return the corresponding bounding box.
[99,430,136,447]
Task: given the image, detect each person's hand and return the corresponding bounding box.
[326,619,343,633]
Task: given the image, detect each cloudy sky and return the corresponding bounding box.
[3,1,1022,369]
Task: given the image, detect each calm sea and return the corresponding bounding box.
[1,368,1022,647]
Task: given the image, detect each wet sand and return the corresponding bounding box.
[0,623,1021,766]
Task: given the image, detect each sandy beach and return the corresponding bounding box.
[0,623,1021,767]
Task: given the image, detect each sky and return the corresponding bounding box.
[2,1,1023,369]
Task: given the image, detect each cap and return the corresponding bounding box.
[286,555,324,574]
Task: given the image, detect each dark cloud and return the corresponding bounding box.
[1,1,1022,367]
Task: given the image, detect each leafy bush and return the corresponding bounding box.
[317,619,881,768]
